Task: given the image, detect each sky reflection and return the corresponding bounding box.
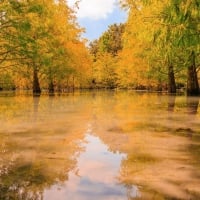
[1,92,199,199]
[44,132,139,200]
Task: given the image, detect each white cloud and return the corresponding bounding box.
[67,0,117,20]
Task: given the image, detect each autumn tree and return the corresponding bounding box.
[119,0,199,94]
[89,23,125,88]
[0,0,91,93]
[0,0,27,85]
[162,0,200,95]
[118,0,154,89]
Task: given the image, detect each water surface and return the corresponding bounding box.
[0,91,200,199]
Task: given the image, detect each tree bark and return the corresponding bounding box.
[187,51,199,96]
[33,67,41,94]
[168,64,176,93]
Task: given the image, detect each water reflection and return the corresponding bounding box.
[44,130,140,200]
[0,91,200,199]
[33,96,40,122]
[167,95,176,112]
[0,129,83,200]
[186,97,199,115]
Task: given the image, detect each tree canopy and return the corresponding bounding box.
[0,0,199,95]
[0,0,91,93]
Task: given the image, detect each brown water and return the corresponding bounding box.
[0,91,200,199]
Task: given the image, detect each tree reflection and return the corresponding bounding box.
[89,92,200,199]
[0,92,200,200]
[167,95,176,112]
[186,97,199,115]
[0,129,84,200]
[33,96,40,122]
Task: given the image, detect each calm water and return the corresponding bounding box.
[0,91,200,200]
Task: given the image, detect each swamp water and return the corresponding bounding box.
[0,91,200,199]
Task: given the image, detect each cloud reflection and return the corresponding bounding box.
[44,134,139,200]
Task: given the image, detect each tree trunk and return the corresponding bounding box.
[33,68,41,94]
[156,78,162,91]
[168,64,176,93]
[187,51,199,96]
[48,79,54,94]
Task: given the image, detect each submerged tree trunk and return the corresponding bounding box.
[168,64,176,93]
[187,51,199,96]
[33,68,41,94]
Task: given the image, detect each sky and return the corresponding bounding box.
[67,0,127,41]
